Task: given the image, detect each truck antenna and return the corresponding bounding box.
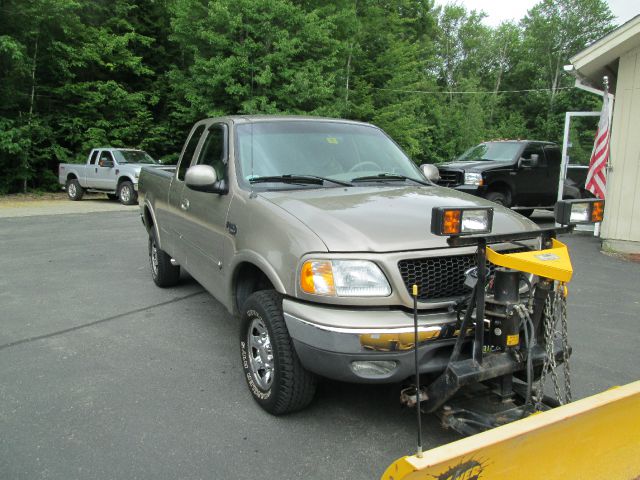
[412,284,424,458]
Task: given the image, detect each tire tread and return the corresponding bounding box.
[242,290,316,414]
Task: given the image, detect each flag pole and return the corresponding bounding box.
[594,76,609,238]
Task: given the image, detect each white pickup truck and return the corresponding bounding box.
[58,148,171,205]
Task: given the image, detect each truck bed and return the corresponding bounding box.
[138,166,173,208]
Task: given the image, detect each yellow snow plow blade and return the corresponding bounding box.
[486,238,573,282]
[382,380,640,480]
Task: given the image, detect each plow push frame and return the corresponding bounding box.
[386,198,639,480]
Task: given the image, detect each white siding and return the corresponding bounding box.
[601,45,640,247]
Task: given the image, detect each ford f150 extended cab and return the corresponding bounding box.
[138,116,541,415]
[58,148,169,205]
[435,140,584,217]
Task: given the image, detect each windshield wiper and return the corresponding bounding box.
[249,175,352,186]
[350,173,429,185]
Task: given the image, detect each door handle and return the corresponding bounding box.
[181,199,190,211]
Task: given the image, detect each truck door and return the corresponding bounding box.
[95,150,116,190]
[179,122,231,291]
[163,123,207,264]
[542,146,561,205]
[84,150,99,186]
[513,143,547,206]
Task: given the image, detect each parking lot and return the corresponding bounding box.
[1,201,638,480]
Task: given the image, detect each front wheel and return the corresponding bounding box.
[148,229,180,287]
[486,191,509,207]
[118,180,138,205]
[240,290,316,415]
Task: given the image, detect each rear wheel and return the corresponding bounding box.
[118,181,138,205]
[240,290,316,415]
[148,229,180,287]
[66,179,84,201]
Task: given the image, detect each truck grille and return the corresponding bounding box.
[398,248,528,301]
[436,170,462,187]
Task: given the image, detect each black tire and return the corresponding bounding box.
[118,180,138,205]
[66,178,84,201]
[107,193,118,201]
[240,290,316,414]
[148,228,180,287]
[486,190,509,206]
[519,209,534,218]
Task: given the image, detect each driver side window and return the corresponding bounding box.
[99,151,114,167]
[522,145,545,167]
[178,124,206,181]
[196,124,227,181]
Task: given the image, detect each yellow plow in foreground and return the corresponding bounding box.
[383,380,640,480]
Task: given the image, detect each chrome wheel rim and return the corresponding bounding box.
[68,183,76,197]
[247,318,274,390]
[150,239,159,276]
[120,186,131,203]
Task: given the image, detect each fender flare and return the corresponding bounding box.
[228,250,287,297]
[142,200,162,249]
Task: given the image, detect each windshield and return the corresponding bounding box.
[114,150,157,164]
[457,142,522,162]
[235,121,425,187]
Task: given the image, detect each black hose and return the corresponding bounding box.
[519,309,535,416]
[449,282,478,363]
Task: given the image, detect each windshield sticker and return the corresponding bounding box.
[326,137,339,144]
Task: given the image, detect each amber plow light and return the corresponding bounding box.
[554,199,605,225]
[431,207,493,236]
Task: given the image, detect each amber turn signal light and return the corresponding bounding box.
[554,199,605,225]
[431,207,493,236]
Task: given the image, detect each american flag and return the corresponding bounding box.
[585,93,611,199]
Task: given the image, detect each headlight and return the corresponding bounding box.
[300,260,391,297]
[464,172,483,186]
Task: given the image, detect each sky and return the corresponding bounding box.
[435,0,639,27]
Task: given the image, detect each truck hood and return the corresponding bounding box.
[439,160,512,172]
[259,186,539,252]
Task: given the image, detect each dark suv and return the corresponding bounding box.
[435,140,579,217]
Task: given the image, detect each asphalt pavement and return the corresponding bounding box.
[0,204,638,480]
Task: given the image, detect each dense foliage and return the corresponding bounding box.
[0,0,615,193]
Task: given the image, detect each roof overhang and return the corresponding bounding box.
[569,15,640,90]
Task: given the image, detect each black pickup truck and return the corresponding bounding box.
[435,140,583,217]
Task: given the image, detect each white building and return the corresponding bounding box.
[569,15,640,254]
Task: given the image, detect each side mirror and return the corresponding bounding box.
[185,165,227,194]
[420,164,440,182]
[519,154,539,169]
[100,160,114,168]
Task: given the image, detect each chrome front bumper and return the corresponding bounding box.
[283,299,460,383]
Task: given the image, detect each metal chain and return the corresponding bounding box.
[535,284,571,409]
[558,286,572,403]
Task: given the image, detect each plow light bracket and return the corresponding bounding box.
[555,198,604,225]
[431,207,493,236]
